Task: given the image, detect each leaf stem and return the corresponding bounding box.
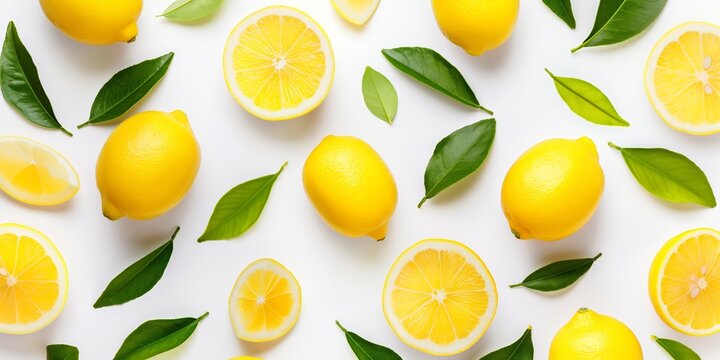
[607,142,622,151]
[335,320,348,333]
[570,44,584,53]
[197,312,209,321]
[77,121,91,129]
[509,282,523,288]
[417,197,428,208]
[477,105,494,115]
[277,161,289,174]
[169,226,181,241]
[592,253,602,261]
[60,127,73,137]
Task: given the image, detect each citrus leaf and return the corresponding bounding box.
[362,66,398,124]
[336,321,402,360]
[542,0,576,29]
[609,143,716,207]
[653,336,701,360]
[478,327,533,360]
[159,0,223,22]
[510,254,602,292]
[114,313,208,360]
[46,344,79,360]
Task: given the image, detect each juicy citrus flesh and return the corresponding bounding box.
[645,22,720,135]
[229,258,301,342]
[223,6,335,121]
[39,0,141,45]
[331,0,380,25]
[0,137,79,206]
[649,228,720,335]
[0,224,67,334]
[383,239,497,356]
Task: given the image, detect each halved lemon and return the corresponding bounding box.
[331,0,380,25]
[0,136,79,206]
[229,258,301,342]
[645,22,720,135]
[0,223,68,334]
[649,228,720,336]
[382,239,498,355]
[223,6,335,121]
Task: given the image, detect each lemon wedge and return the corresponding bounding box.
[331,0,380,25]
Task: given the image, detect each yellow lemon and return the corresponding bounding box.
[501,137,604,241]
[549,308,643,359]
[331,0,380,25]
[303,136,397,240]
[0,224,68,334]
[96,110,200,221]
[649,228,720,336]
[431,0,519,56]
[223,6,334,121]
[39,0,142,45]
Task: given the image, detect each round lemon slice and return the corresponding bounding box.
[382,239,498,356]
[223,6,335,121]
[331,0,381,25]
[0,136,79,206]
[649,228,720,336]
[645,22,720,135]
[0,223,68,334]
[229,258,301,342]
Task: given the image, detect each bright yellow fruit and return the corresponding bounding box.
[0,224,68,334]
[229,258,301,342]
[0,137,79,206]
[331,0,380,25]
[501,137,604,241]
[96,110,200,221]
[649,228,720,336]
[645,22,720,135]
[39,0,142,45]
[382,239,498,356]
[223,6,335,121]
[303,136,397,240]
[549,308,643,360]
[431,0,519,56]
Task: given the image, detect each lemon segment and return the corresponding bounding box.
[223,6,335,121]
[331,0,380,25]
[382,239,497,356]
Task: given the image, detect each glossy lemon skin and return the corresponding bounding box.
[303,136,397,240]
[550,308,643,360]
[96,110,200,220]
[501,137,604,241]
[39,0,142,45]
[431,0,519,56]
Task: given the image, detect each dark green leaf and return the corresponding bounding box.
[198,162,286,242]
[0,22,71,136]
[419,119,495,208]
[542,0,576,29]
[94,227,179,308]
[114,312,208,360]
[653,336,701,360]
[572,0,667,52]
[47,344,79,360]
[362,66,398,124]
[382,47,491,113]
[336,321,402,360]
[159,0,224,22]
[510,254,602,291]
[79,53,174,128]
[545,69,629,127]
[609,143,716,207]
[479,327,533,360]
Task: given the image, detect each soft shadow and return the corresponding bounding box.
[473,36,515,70]
[239,333,288,355]
[1,192,76,213]
[44,22,130,73]
[112,219,181,246]
[238,102,325,141]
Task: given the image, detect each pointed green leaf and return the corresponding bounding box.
[653,336,701,360]
[479,327,533,360]
[47,344,79,360]
[159,0,224,22]
[362,66,398,124]
[114,312,208,360]
[510,254,602,292]
[542,0,576,29]
[336,321,402,360]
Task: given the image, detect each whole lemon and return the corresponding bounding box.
[96,110,200,220]
[501,137,604,241]
[303,136,397,240]
[550,308,643,359]
[39,0,142,45]
[431,0,519,56]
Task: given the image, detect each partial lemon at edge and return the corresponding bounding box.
[331,0,380,25]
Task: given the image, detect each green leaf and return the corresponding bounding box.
[419,119,495,208]
[542,0,576,29]
[478,327,533,360]
[609,143,716,207]
[198,162,287,242]
[545,69,629,127]
[362,66,398,124]
[47,344,79,360]
[382,47,492,113]
[653,336,701,360]
[159,0,223,22]
[510,254,602,292]
[114,312,208,360]
[78,53,174,128]
[572,0,667,52]
[336,321,402,360]
[0,22,71,136]
[94,227,179,308]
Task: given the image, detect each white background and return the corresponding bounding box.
[1,0,719,359]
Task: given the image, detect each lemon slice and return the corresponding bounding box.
[0,136,79,206]
[223,6,335,121]
[649,228,720,336]
[382,239,498,355]
[229,258,301,342]
[331,0,380,25]
[645,22,720,135]
[0,223,68,334]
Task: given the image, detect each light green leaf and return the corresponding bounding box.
[362,66,398,124]
[653,336,701,360]
[159,0,223,22]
